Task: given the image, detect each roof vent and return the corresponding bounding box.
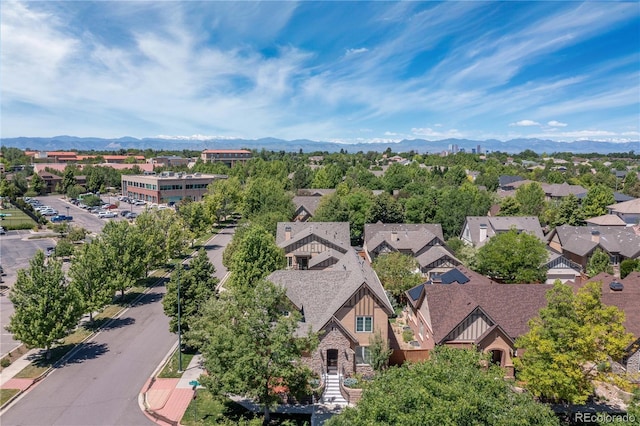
[609,281,623,291]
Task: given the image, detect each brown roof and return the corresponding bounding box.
[570,272,640,339]
[420,283,550,343]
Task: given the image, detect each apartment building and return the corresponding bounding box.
[121,172,227,204]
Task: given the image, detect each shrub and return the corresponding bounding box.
[402,328,414,343]
[1,357,11,368]
[343,377,358,388]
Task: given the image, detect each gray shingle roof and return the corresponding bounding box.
[553,225,640,258]
[462,216,545,247]
[293,196,323,218]
[268,249,394,337]
[608,198,640,215]
[276,222,351,252]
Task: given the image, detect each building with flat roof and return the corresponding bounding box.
[201,149,252,167]
[121,172,227,204]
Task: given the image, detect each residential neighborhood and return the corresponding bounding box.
[1,145,639,425]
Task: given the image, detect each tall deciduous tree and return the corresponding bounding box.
[163,250,219,335]
[226,225,286,290]
[475,229,547,283]
[100,220,146,297]
[7,251,83,357]
[30,172,45,195]
[586,248,613,277]
[69,240,113,322]
[204,176,243,222]
[371,252,422,300]
[515,281,633,404]
[515,182,546,216]
[581,184,615,218]
[327,346,559,426]
[188,280,318,423]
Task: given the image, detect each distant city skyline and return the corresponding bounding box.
[1,1,638,143]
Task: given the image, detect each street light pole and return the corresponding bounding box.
[177,267,182,373]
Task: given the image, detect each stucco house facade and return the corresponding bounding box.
[276,222,351,270]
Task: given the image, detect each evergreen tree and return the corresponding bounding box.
[586,248,613,277]
[7,251,83,357]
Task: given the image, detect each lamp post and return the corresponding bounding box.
[66,206,70,217]
[177,267,183,373]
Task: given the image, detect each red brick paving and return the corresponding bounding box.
[1,378,34,391]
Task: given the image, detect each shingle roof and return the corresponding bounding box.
[499,175,525,188]
[276,222,351,252]
[585,214,627,227]
[297,188,336,197]
[608,198,640,215]
[541,183,587,198]
[293,196,324,218]
[462,216,545,247]
[364,223,445,256]
[577,192,635,203]
[268,249,394,337]
[570,272,640,339]
[553,225,640,258]
[421,284,550,343]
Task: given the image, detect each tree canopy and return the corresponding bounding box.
[371,252,423,300]
[475,229,548,283]
[327,346,559,426]
[7,251,83,356]
[515,281,633,404]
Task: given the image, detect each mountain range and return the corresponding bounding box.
[1,136,638,155]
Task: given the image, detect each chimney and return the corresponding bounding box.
[591,230,600,244]
[479,223,488,243]
[285,225,291,241]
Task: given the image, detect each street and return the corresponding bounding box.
[0,229,234,425]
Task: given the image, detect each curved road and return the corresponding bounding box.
[0,227,234,426]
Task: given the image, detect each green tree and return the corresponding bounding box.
[327,346,558,426]
[498,196,521,216]
[586,248,613,277]
[61,168,77,195]
[622,172,640,197]
[30,172,46,195]
[475,229,547,283]
[226,225,286,290]
[100,220,146,298]
[372,252,423,300]
[515,182,546,216]
[163,250,219,335]
[515,281,633,404]
[134,210,168,274]
[368,331,393,372]
[620,259,640,279]
[187,279,318,423]
[545,193,584,228]
[204,176,243,222]
[7,251,83,358]
[582,184,615,218]
[243,177,294,222]
[69,240,113,322]
[367,193,404,224]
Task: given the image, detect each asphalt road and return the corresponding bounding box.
[0,228,235,426]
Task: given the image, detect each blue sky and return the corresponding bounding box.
[1,1,639,144]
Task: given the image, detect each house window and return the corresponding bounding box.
[355,346,371,365]
[287,257,293,268]
[419,324,424,339]
[356,316,373,332]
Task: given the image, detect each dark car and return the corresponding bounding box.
[51,215,73,222]
[0,227,6,235]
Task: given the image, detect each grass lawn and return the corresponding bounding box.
[180,390,311,426]
[158,349,196,379]
[0,205,36,229]
[0,389,20,406]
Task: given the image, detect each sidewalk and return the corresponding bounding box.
[141,345,204,426]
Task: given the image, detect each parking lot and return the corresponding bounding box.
[0,194,153,358]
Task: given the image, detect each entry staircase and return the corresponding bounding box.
[321,373,348,406]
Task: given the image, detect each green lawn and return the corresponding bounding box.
[0,389,20,406]
[158,349,196,379]
[0,205,36,229]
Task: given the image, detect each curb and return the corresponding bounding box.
[140,342,181,426]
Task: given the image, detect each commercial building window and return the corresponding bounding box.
[355,346,371,365]
[356,316,373,333]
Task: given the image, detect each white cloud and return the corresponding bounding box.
[345,47,369,56]
[547,120,568,127]
[510,120,540,127]
[411,127,464,138]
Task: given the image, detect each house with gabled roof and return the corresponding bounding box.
[268,249,395,378]
[570,272,640,378]
[405,275,550,377]
[276,222,351,270]
[292,196,324,222]
[607,198,640,225]
[460,216,545,248]
[364,223,460,278]
[547,225,640,269]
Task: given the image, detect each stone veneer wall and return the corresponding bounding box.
[628,348,640,375]
[303,327,354,378]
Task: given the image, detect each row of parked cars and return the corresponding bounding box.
[118,196,146,206]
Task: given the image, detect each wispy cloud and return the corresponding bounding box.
[547,120,568,127]
[510,120,540,127]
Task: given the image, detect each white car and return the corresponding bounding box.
[41,209,58,216]
[98,211,117,218]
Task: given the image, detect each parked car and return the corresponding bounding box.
[46,247,55,257]
[0,227,6,235]
[41,209,58,216]
[98,211,117,218]
[51,215,73,222]
[134,200,146,206]
[119,210,130,217]
[125,212,138,219]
